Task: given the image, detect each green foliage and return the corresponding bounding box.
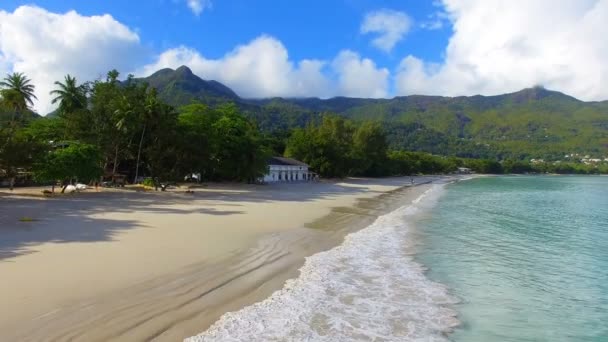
[0,128,45,178]
[2,68,275,187]
[3,68,608,191]
[142,178,155,187]
[211,104,270,181]
[133,66,239,107]
[175,103,218,179]
[34,142,103,185]
[129,70,607,160]
[351,121,389,176]
[0,72,37,111]
[50,74,88,116]
[387,151,457,175]
[286,115,355,178]
[174,102,271,182]
[463,159,504,174]
[0,86,45,188]
[502,159,534,173]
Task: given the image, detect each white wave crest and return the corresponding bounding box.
[186,184,458,342]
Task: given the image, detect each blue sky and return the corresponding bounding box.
[1,0,607,113]
[0,0,450,66]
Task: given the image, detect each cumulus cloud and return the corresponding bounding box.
[0,5,143,114]
[138,36,389,99]
[361,9,412,53]
[139,36,331,98]
[332,51,389,98]
[396,0,608,101]
[187,0,212,16]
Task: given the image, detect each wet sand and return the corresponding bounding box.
[0,177,440,341]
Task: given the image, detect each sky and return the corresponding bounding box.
[0,0,607,114]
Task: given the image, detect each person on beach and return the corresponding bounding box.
[411,177,414,185]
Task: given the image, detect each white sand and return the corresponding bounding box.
[0,177,437,341]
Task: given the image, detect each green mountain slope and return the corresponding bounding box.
[136,66,608,160]
[134,66,239,106]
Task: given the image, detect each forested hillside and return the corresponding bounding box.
[2,68,607,190]
[133,66,608,160]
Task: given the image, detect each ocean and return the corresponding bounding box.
[187,176,608,341]
[416,176,608,341]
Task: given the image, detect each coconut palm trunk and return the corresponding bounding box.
[134,123,146,184]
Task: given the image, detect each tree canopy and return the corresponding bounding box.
[1,69,606,191]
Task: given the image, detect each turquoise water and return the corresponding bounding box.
[416,176,608,341]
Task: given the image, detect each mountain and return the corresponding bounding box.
[136,66,608,160]
[134,65,239,106]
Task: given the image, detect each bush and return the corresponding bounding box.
[142,178,155,187]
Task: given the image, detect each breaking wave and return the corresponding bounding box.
[186,184,458,341]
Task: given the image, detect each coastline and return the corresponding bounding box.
[186,176,462,341]
[0,176,441,341]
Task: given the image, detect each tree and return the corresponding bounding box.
[88,70,130,176]
[50,75,88,115]
[0,129,44,190]
[1,73,37,147]
[34,143,103,193]
[285,115,355,178]
[212,104,270,182]
[140,94,179,187]
[50,74,90,140]
[133,86,162,183]
[0,75,42,190]
[387,150,415,175]
[176,103,219,181]
[0,72,37,112]
[351,121,388,176]
[464,159,503,174]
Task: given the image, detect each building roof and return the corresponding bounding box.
[268,157,309,167]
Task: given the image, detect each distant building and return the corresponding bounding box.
[262,157,316,183]
[457,167,472,174]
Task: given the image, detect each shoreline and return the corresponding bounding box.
[0,176,442,341]
[186,177,462,341]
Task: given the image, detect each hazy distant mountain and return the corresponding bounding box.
[135,66,608,160]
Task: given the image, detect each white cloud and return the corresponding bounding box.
[187,0,212,16]
[420,10,450,30]
[138,36,389,99]
[396,0,608,101]
[332,51,389,98]
[139,36,331,98]
[0,53,9,78]
[9,0,606,114]
[361,9,412,53]
[0,5,143,114]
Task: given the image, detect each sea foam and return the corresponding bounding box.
[186,184,458,342]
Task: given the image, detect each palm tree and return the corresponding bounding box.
[0,72,36,190]
[0,72,37,112]
[133,88,161,184]
[50,74,88,115]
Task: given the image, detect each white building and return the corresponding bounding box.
[262,157,315,183]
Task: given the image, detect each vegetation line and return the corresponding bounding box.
[1,70,606,190]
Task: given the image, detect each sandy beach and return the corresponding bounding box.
[0,177,439,341]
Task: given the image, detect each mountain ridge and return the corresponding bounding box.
[133,66,608,159]
[139,65,598,104]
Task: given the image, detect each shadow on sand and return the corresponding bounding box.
[0,177,412,261]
